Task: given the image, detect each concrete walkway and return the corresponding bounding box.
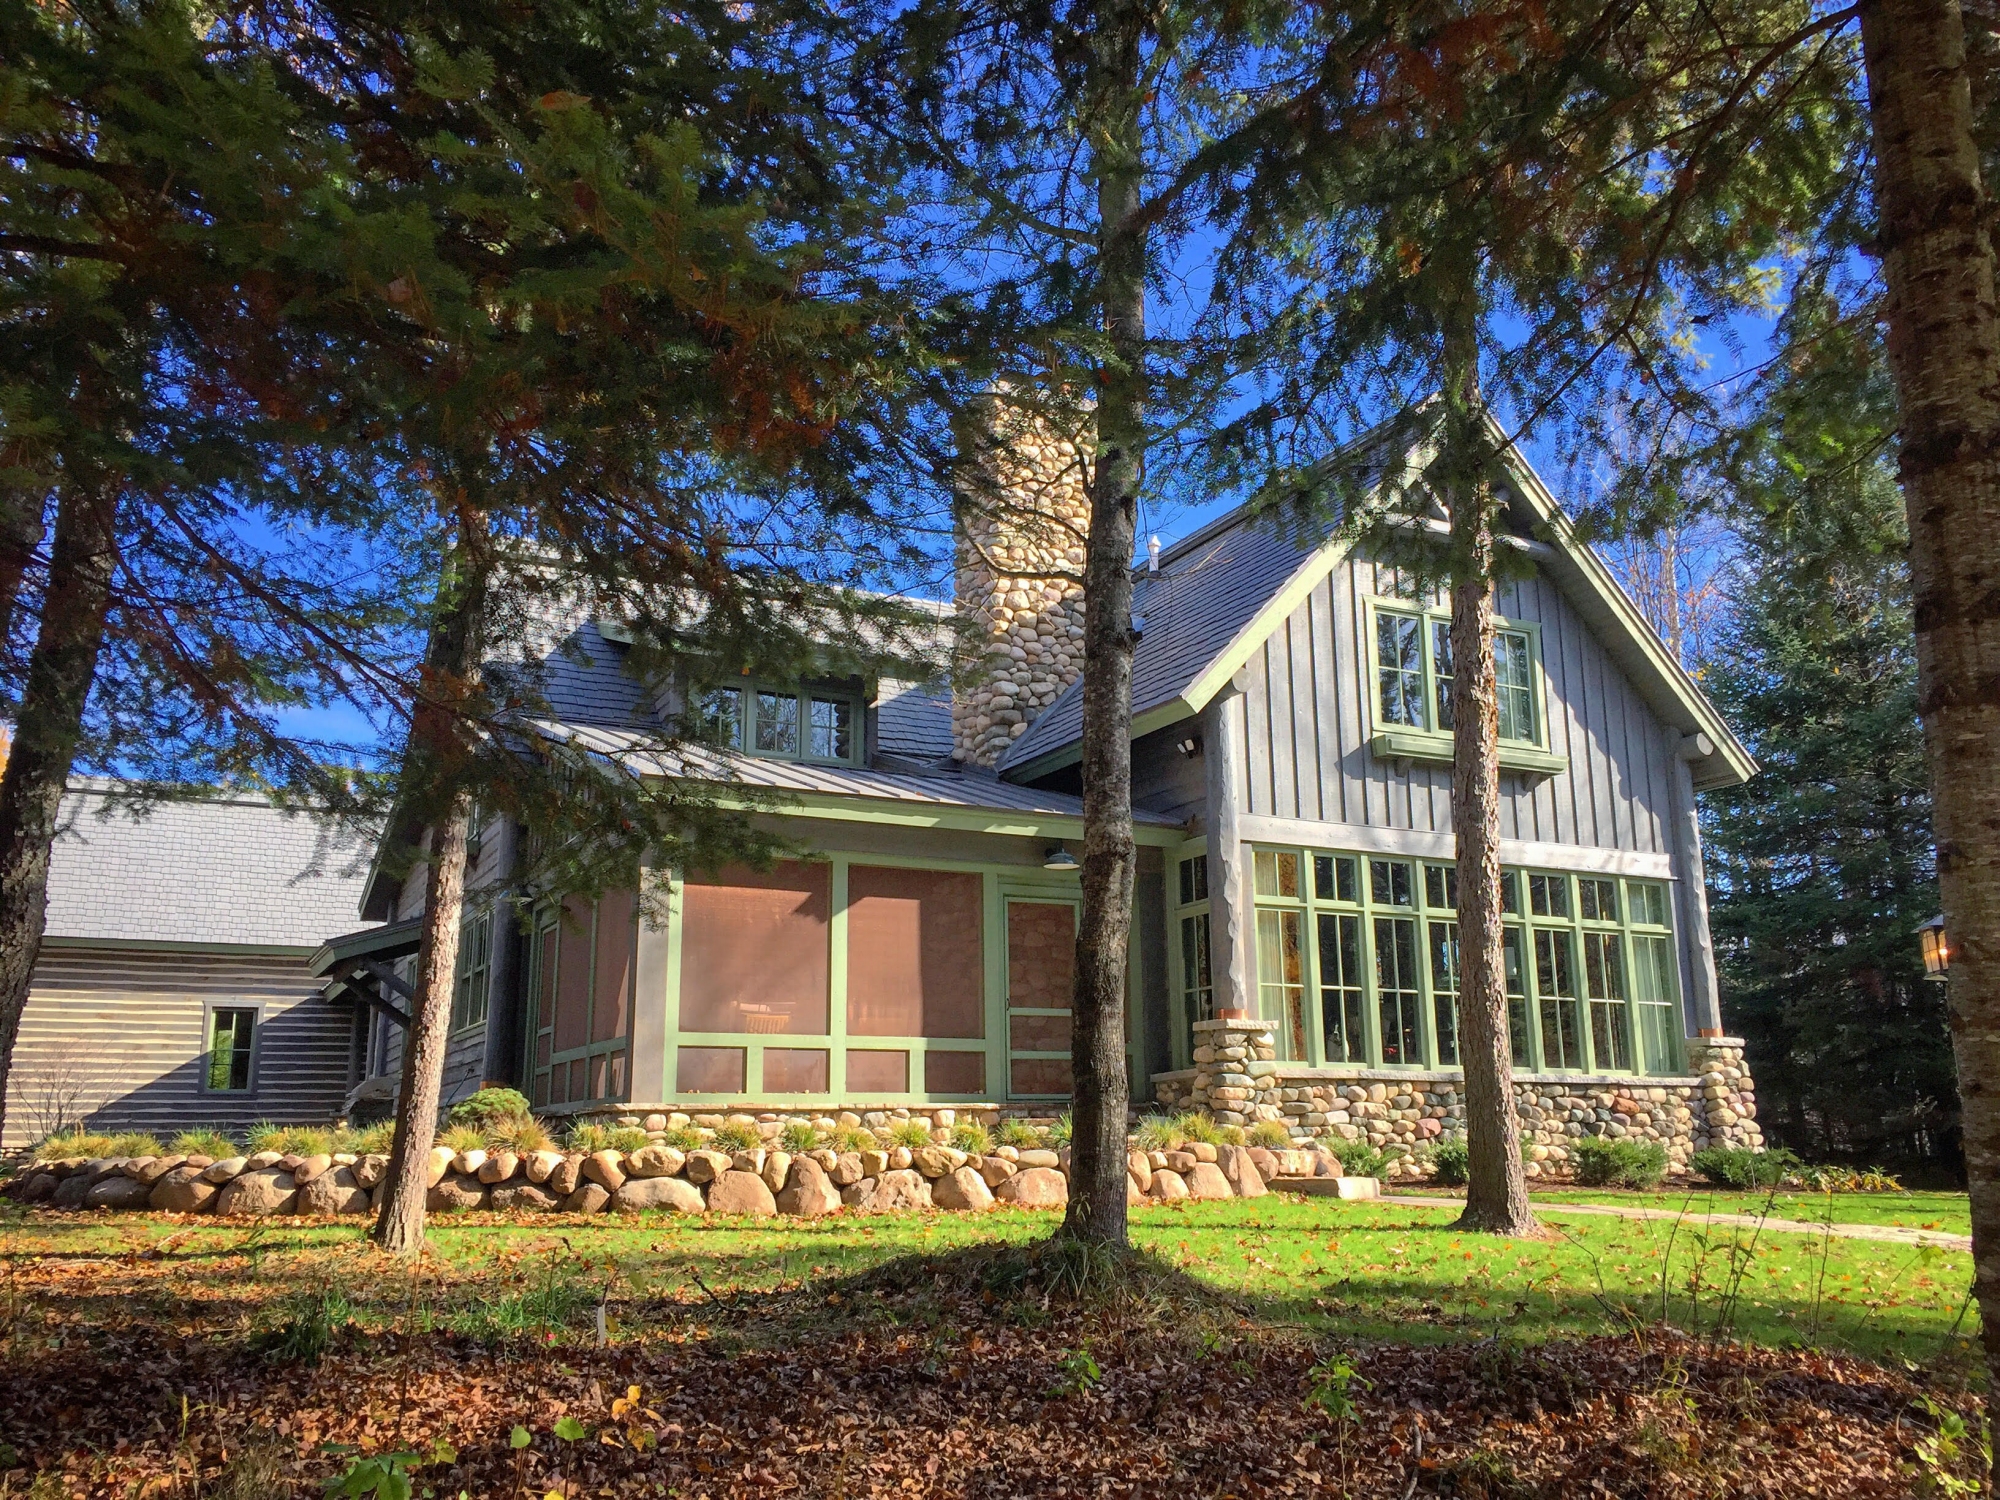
[1378,1195,1972,1252]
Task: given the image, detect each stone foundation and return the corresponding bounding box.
[1153,1019,1762,1183]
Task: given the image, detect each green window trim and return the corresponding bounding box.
[202,1005,259,1093]
[697,678,864,767]
[450,909,494,1034]
[1363,595,1564,776]
[1170,840,1213,1071]
[1249,846,1687,1078]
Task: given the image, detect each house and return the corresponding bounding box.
[1,783,377,1150]
[315,412,1764,1164]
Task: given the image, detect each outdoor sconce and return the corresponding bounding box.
[1177,734,1204,759]
[1918,915,1951,981]
[1043,847,1080,872]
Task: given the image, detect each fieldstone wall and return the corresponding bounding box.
[951,396,1092,767]
[1154,1019,1762,1183]
[3,1134,1365,1219]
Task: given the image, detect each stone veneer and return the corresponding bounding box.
[951,396,1092,767]
[1153,1018,1763,1182]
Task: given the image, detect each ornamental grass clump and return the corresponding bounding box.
[887,1119,935,1149]
[605,1126,651,1154]
[1174,1112,1226,1147]
[1048,1113,1073,1148]
[995,1117,1045,1150]
[169,1128,237,1160]
[244,1121,288,1154]
[1323,1135,1388,1180]
[827,1124,874,1153]
[1247,1120,1295,1150]
[660,1125,705,1152]
[439,1124,488,1154]
[343,1121,395,1156]
[489,1115,556,1155]
[709,1121,761,1152]
[949,1120,992,1155]
[566,1121,614,1154]
[780,1121,822,1154]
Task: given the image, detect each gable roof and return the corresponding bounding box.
[999,425,1755,792]
[45,782,378,951]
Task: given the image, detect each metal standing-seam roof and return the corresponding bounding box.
[43,782,378,950]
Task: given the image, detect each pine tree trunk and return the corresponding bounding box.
[1060,0,1144,1247]
[1442,302,1537,1237]
[1858,0,2000,1410]
[0,483,44,653]
[372,516,491,1255]
[0,484,116,1144]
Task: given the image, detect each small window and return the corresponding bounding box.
[1431,619,1455,730]
[451,910,493,1032]
[1498,870,1520,915]
[1376,611,1426,727]
[1496,631,1537,741]
[1314,853,1358,903]
[1629,881,1671,927]
[755,690,799,754]
[1253,849,1301,899]
[1579,877,1619,923]
[206,1008,256,1092]
[1369,858,1413,908]
[808,695,853,760]
[700,686,742,746]
[1528,873,1569,918]
[1423,863,1457,911]
[1178,854,1209,906]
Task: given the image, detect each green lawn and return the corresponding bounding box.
[1391,1185,1973,1234]
[2,1192,1976,1370]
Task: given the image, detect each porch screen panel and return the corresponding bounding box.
[1007,902,1075,1009]
[552,896,595,1055]
[679,862,830,1035]
[848,1048,909,1093]
[845,866,984,1038]
[676,1046,745,1093]
[763,1048,829,1094]
[925,1050,985,1095]
[592,888,636,1044]
[530,918,559,1105]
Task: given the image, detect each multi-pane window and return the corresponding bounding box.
[1372,602,1542,744]
[206,1008,256,1092]
[1174,853,1214,1060]
[452,910,493,1032]
[697,681,863,766]
[1248,847,1684,1076]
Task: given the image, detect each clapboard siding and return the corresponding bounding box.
[1233,554,1675,855]
[4,947,356,1149]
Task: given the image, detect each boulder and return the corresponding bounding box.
[217,1168,299,1216]
[841,1170,930,1213]
[829,1152,865,1187]
[150,1167,218,1213]
[1016,1149,1061,1169]
[353,1154,388,1189]
[776,1158,841,1218]
[478,1151,520,1185]
[1216,1145,1268,1200]
[563,1182,611,1214]
[624,1146,685,1179]
[426,1174,487,1213]
[549,1155,584,1197]
[298,1167,370,1216]
[524,1151,564,1184]
[730,1149,767,1177]
[244,1150,285,1170]
[1149,1169,1189,1201]
[684,1149,731,1186]
[887,1145,913,1171]
[452,1148,488,1178]
[613,1177,705,1215]
[1184,1162,1233,1200]
[490,1182,563,1213]
[995,1167,1068,1208]
[706,1170,778,1217]
[809,1148,839,1172]
[85,1174,153,1210]
[291,1154,334,1187]
[911,1146,954,1179]
[760,1151,791,1195]
[50,1172,96,1208]
[1245,1147,1277,1181]
[978,1157,1018,1188]
[1162,1150,1197,1176]
[1127,1152,1153,1194]
[931,1167,994,1212]
[582,1151,626,1192]
[117,1156,155,1181]
[1311,1151,1344,1179]
[1127,1174,1145,1205]
[18,1173,57,1204]
[859,1149,890,1177]
[201,1156,248,1185]
[425,1147,455,1188]
[1188,1142,1220,1164]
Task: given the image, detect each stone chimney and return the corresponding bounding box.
[951,395,1093,767]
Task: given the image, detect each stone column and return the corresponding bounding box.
[1202,680,1255,1016]
[1188,1016,1277,1126]
[1668,730,1725,1036]
[1687,1035,1763,1152]
[951,396,1093,766]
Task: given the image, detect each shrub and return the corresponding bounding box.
[1048,1113,1073,1148]
[950,1120,993,1156]
[439,1123,488,1153]
[887,1118,935,1149]
[709,1121,761,1152]
[1131,1115,1185,1153]
[489,1116,556,1155]
[1429,1135,1470,1187]
[1795,1163,1904,1193]
[1572,1135,1668,1189]
[1215,1123,1247,1146]
[1690,1145,1799,1190]
[254,1287,353,1366]
[779,1121,822,1154]
[1176,1113,1226,1147]
[1247,1120,1295,1150]
[827,1124,874,1153]
[1323,1136,1388,1180]
[995,1117,1045,1150]
[448,1087,532,1131]
[169,1128,237,1160]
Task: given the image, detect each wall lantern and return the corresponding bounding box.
[1177,734,1204,759]
[1043,847,1080,872]
[1918,915,1951,980]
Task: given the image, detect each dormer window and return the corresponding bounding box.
[699,681,862,766]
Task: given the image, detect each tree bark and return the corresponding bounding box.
[0,484,117,1144]
[1442,298,1537,1237]
[1858,0,2000,1406]
[0,481,45,655]
[372,512,492,1255]
[1060,0,1144,1247]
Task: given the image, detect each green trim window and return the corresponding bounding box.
[1174,852,1213,1059]
[699,680,861,766]
[1363,597,1566,776]
[451,910,493,1033]
[205,1007,257,1092]
[1249,845,1688,1076]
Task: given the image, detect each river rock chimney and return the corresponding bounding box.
[952,394,1093,767]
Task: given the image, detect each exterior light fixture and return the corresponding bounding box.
[1177,734,1204,759]
[1043,847,1080,871]
[1918,915,1951,980]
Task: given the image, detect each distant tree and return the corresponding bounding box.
[1704,487,1952,1173]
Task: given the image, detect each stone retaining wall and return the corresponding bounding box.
[3,1137,1363,1219]
[1154,1019,1762,1183]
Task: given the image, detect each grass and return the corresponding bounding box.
[1520,1187,1973,1234]
[0,1190,1976,1369]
